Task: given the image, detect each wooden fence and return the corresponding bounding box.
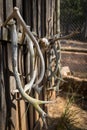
[0,1,59,130]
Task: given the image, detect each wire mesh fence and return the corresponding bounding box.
[60,0,87,41]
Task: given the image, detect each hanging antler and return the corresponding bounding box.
[2,7,45,88]
[9,20,55,128]
[2,7,56,128]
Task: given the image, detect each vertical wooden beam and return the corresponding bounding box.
[0,0,3,24]
[38,0,41,37]
[56,0,60,36]
[19,46,27,130]
[0,27,6,130]
[33,0,37,33]
[41,0,44,37]
[5,2,17,130]
[16,0,22,13]
[53,0,56,35]
[46,0,50,37]
[5,0,13,18]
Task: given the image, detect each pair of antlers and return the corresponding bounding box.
[2,7,55,128]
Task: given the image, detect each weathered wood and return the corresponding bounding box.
[61,75,87,97]
[38,0,41,37]
[41,0,46,37]
[20,100,27,130]
[0,2,6,130]
[46,0,50,37]
[22,0,30,24]
[6,0,13,18]
[16,0,22,13]
[53,0,56,35]
[0,44,6,130]
[0,1,62,130]
[5,2,16,129]
[61,47,87,53]
[63,75,87,82]
[19,45,27,130]
[56,0,60,35]
[0,0,3,24]
[33,0,37,33]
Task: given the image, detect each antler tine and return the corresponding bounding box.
[2,7,18,26]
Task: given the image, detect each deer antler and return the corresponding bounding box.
[2,8,56,128]
[2,7,45,88]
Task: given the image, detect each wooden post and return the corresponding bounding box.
[56,0,60,36]
[38,0,41,37]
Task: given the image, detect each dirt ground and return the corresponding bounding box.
[44,95,87,130]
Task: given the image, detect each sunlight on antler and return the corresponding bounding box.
[2,7,56,128]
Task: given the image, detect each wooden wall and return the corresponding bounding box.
[0,0,58,130]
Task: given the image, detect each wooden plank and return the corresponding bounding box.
[0,3,5,130]
[19,46,27,130]
[0,35,6,130]
[22,0,29,24]
[56,0,60,35]
[33,0,37,33]
[53,0,56,35]
[41,0,45,37]
[5,2,16,129]
[50,0,54,36]
[38,0,41,37]
[49,0,53,36]
[16,0,22,13]
[0,0,3,24]
[20,100,27,130]
[6,0,13,18]
[46,0,50,37]
[6,44,17,130]
[61,47,87,53]
[29,104,34,130]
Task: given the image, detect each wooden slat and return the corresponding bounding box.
[49,0,53,36]
[38,0,41,37]
[46,0,50,37]
[56,0,60,35]
[53,0,56,35]
[0,39,6,130]
[5,2,17,130]
[6,0,13,18]
[0,2,5,130]
[5,2,17,129]
[29,105,34,130]
[16,0,22,13]
[6,44,17,130]
[33,0,37,33]
[20,100,27,130]
[0,0,3,24]
[19,45,28,130]
[41,0,45,37]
